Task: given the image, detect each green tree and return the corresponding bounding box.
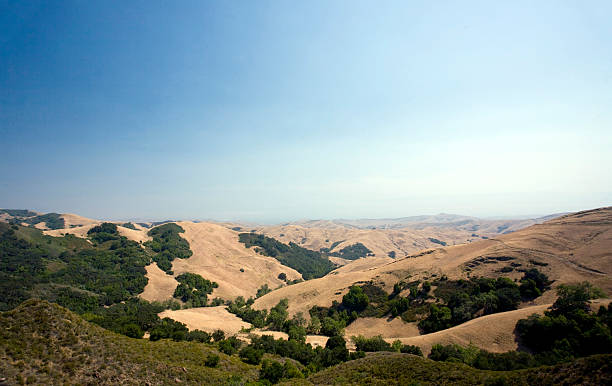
[342,286,369,312]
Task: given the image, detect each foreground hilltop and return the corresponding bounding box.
[2,299,610,385]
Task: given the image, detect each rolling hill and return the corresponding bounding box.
[253,207,612,318]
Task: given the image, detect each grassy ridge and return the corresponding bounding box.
[305,352,612,385]
[0,300,258,385]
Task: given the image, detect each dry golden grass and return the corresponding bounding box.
[167,222,301,301]
[159,306,251,335]
[394,299,611,355]
[139,263,178,302]
[257,224,478,258]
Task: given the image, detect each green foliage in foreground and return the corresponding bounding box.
[239,233,336,279]
[0,300,259,384]
[145,223,193,274]
[306,351,612,385]
[3,300,612,385]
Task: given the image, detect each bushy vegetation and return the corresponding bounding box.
[0,209,38,217]
[21,212,65,229]
[256,284,272,298]
[173,272,218,307]
[227,297,309,341]
[145,223,192,274]
[0,300,260,384]
[516,282,611,364]
[419,272,548,333]
[518,268,551,299]
[87,222,120,243]
[121,222,137,230]
[0,222,207,342]
[329,242,373,260]
[0,222,149,310]
[259,359,304,383]
[351,335,423,356]
[428,237,447,246]
[429,343,541,371]
[239,233,335,279]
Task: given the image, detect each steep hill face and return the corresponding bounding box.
[141,222,302,302]
[0,300,258,385]
[254,207,612,316]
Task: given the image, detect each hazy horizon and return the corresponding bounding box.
[2,1,611,222]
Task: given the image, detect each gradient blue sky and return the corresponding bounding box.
[1,1,611,222]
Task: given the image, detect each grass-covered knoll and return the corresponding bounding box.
[239,233,336,279]
[145,223,193,274]
[0,300,259,385]
[329,242,373,260]
[305,351,612,385]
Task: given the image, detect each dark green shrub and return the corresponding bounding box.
[342,286,369,312]
[352,335,393,352]
[401,344,423,356]
[204,353,219,367]
[239,346,264,364]
[212,329,225,342]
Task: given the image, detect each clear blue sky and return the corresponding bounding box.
[1,1,611,222]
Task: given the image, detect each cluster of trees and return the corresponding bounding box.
[351,335,423,355]
[428,343,540,371]
[87,222,121,243]
[516,282,611,364]
[419,271,549,333]
[307,282,431,337]
[0,221,151,311]
[0,222,202,341]
[145,223,193,274]
[20,212,65,229]
[243,334,364,374]
[173,272,218,307]
[328,242,373,260]
[428,282,610,371]
[256,284,272,298]
[388,280,431,320]
[238,233,336,279]
[227,297,310,341]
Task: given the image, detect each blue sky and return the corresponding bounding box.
[1,1,611,222]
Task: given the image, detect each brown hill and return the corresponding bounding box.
[254,207,612,316]
[140,222,302,302]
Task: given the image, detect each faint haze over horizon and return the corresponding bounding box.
[1,1,611,223]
